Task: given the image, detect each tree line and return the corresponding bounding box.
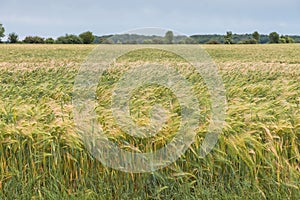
[0,23,95,44]
[217,31,296,44]
[0,23,299,44]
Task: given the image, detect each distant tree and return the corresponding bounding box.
[285,36,294,43]
[184,37,197,44]
[23,36,45,44]
[164,31,174,44]
[259,35,270,44]
[102,38,114,44]
[8,32,18,43]
[224,31,233,44]
[269,32,279,43]
[0,23,5,42]
[239,39,257,44]
[252,31,260,43]
[45,38,55,44]
[206,40,220,44]
[279,35,286,43]
[279,35,294,44]
[79,31,94,44]
[93,35,113,44]
[125,40,137,44]
[56,34,83,44]
[152,38,164,44]
[143,39,153,44]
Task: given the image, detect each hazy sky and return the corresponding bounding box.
[1,0,299,39]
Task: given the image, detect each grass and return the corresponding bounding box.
[0,44,299,199]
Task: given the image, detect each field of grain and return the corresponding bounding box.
[0,44,299,199]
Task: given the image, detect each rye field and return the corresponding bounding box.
[0,44,299,199]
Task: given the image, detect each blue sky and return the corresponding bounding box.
[1,0,300,39]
